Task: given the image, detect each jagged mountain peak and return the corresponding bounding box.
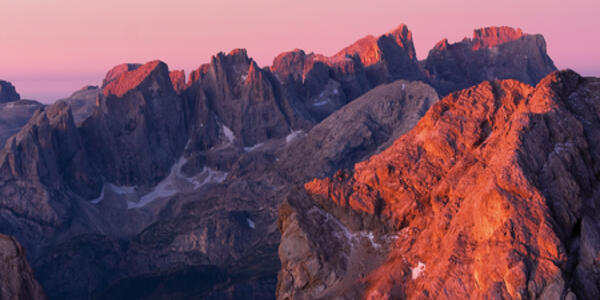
[0,23,581,300]
[103,60,172,97]
[425,26,556,96]
[335,23,416,63]
[101,63,142,88]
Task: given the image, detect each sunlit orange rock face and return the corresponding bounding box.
[169,70,186,94]
[278,70,600,299]
[335,24,417,66]
[334,24,423,85]
[101,63,142,88]
[471,26,524,50]
[103,60,167,97]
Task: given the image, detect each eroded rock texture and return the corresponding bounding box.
[278,70,600,300]
[0,24,567,300]
[0,234,46,300]
[425,26,557,96]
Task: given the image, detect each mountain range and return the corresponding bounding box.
[1,24,593,300]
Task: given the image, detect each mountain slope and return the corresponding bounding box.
[0,234,46,300]
[277,70,600,299]
[0,24,564,300]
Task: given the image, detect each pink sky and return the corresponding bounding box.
[1,0,598,102]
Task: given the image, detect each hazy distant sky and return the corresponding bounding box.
[1,0,598,102]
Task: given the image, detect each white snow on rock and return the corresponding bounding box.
[247,218,255,229]
[286,130,305,144]
[90,185,105,204]
[243,143,263,152]
[222,125,235,143]
[128,156,228,209]
[411,262,426,280]
[307,206,382,250]
[91,183,136,204]
[312,91,331,107]
[312,98,330,107]
[186,166,228,190]
[108,183,136,194]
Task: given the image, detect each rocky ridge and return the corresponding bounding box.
[277,70,600,299]
[0,24,562,300]
[424,26,556,95]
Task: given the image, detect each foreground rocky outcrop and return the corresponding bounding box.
[277,70,600,299]
[0,234,45,300]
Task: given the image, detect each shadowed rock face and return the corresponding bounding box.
[0,234,46,300]
[82,60,188,187]
[334,24,423,86]
[0,100,44,148]
[0,80,20,103]
[0,101,100,253]
[88,78,440,300]
[59,85,102,125]
[277,70,600,300]
[277,80,438,182]
[187,49,303,148]
[270,24,424,122]
[425,26,557,96]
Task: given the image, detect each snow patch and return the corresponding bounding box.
[244,143,263,152]
[186,166,228,190]
[91,183,137,205]
[411,262,426,280]
[222,125,235,143]
[108,183,136,194]
[285,130,304,144]
[312,98,330,107]
[551,142,573,156]
[308,206,382,250]
[90,185,105,204]
[247,218,255,229]
[357,231,380,249]
[128,156,227,209]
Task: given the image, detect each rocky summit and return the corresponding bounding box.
[0,24,588,300]
[424,26,557,96]
[277,70,600,299]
